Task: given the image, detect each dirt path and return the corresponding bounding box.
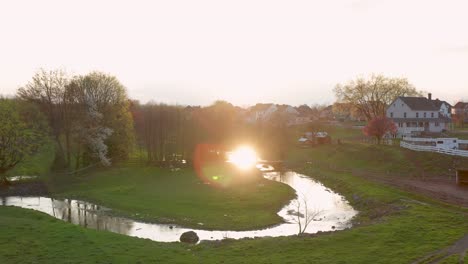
[371,176,468,208]
[412,234,468,263]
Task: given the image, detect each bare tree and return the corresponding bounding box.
[17,69,70,164]
[289,194,323,234]
[334,74,421,121]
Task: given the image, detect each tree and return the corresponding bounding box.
[362,116,397,144]
[290,194,322,234]
[0,99,48,184]
[17,69,70,165]
[67,72,134,168]
[18,69,134,170]
[334,74,421,121]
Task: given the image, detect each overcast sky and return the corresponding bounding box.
[1,0,467,106]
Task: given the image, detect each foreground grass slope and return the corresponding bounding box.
[2,126,468,263]
[51,166,295,230]
[2,167,467,263]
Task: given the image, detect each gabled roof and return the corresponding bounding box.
[399,97,438,111]
[296,105,313,116]
[249,103,274,112]
[431,99,451,109]
[454,102,468,109]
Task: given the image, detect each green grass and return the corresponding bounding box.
[50,165,295,230]
[0,206,196,264]
[2,126,468,263]
[287,141,467,177]
[291,122,364,141]
[448,131,468,140]
[2,166,467,263]
[6,140,55,177]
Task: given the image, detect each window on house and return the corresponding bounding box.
[431,112,434,118]
[406,122,410,127]
[390,112,393,118]
[416,112,419,118]
[404,112,407,118]
[435,122,439,127]
[423,112,426,118]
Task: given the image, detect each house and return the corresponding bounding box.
[290,105,314,125]
[386,94,451,137]
[319,105,334,120]
[246,103,314,126]
[245,104,278,123]
[428,93,452,118]
[452,101,468,125]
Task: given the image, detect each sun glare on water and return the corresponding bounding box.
[227,146,258,170]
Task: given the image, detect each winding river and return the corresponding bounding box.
[1,171,357,242]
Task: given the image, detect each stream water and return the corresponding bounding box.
[1,171,357,242]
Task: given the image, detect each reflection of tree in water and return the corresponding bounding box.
[51,199,133,235]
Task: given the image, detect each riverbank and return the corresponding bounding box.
[0,180,49,197]
[2,135,468,262]
[45,166,296,231]
[2,166,467,263]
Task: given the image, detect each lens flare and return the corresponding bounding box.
[227,146,258,170]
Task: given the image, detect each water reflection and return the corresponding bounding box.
[2,171,357,242]
[7,176,38,181]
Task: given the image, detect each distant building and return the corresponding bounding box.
[386,93,451,137]
[245,103,314,126]
[245,104,278,123]
[452,101,468,125]
[428,93,452,118]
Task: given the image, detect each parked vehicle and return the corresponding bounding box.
[297,131,332,146]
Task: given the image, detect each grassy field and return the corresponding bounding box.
[6,140,55,177]
[287,142,465,177]
[1,162,467,263]
[2,125,468,263]
[50,165,295,230]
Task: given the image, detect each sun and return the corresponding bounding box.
[227,146,258,170]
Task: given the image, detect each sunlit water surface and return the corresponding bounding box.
[1,171,357,242]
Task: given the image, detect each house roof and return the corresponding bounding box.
[249,103,274,112]
[399,97,439,111]
[431,99,451,109]
[454,102,468,109]
[296,105,313,116]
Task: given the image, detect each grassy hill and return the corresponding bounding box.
[1,124,468,263]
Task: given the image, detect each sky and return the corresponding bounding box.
[0,0,467,106]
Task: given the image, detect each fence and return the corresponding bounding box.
[400,141,468,157]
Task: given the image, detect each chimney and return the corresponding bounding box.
[428,93,432,100]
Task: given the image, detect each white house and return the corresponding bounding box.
[245,104,278,123]
[386,94,451,137]
[429,93,452,118]
[245,104,314,126]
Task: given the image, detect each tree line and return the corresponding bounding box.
[1,71,421,179]
[1,69,294,180]
[16,69,134,171]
